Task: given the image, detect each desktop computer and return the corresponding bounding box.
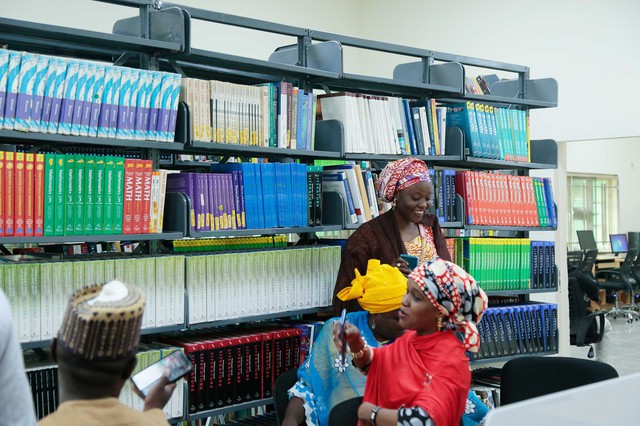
[577,230,598,251]
[609,233,629,255]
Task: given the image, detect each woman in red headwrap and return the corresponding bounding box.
[332,158,451,315]
[333,258,488,426]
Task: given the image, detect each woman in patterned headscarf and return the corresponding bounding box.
[334,258,488,426]
[332,158,451,315]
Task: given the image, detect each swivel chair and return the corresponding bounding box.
[500,356,618,406]
[568,276,606,358]
[572,249,601,303]
[596,248,640,322]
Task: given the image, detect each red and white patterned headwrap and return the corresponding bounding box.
[408,257,488,353]
[376,158,431,203]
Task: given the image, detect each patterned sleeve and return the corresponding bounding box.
[397,406,436,426]
[288,374,320,426]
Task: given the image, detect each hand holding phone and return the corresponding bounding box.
[339,308,347,361]
[131,350,192,398]
[400,254,419,271]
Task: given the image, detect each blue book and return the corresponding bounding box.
[542,178,557,228]
[402,99,418,155]
[447,102,482,158]
[260,162,278,228]
[3,51,22,130]
[210,163,261,229]
[274,162,289,227]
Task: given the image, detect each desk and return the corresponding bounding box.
[594,253,624,271]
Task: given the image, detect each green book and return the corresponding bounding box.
[74,154,85,235]
[93,157,106,235]
[83,155,96,234]
[53,154,66,236]
[103,156,115,235]
[43,154,56,236]
[113,157,126,234]
[64,155,75,236]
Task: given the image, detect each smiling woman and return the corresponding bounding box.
[332,158,451,315]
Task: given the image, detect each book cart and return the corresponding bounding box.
[1,0,558,422]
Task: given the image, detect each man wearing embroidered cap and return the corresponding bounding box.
[334,258,488,426]
[282,260,406,426]
[332,158,451,315]
[39,281,176,426]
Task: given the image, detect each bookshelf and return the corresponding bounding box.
[5,0,559,421]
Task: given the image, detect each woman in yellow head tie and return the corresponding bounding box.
[281,259,406,426]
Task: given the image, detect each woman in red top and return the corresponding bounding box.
[334,258,487,426]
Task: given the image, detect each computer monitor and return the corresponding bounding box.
[577,230,598,251]
[609,234,629,255]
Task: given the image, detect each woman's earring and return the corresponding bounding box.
[436,315,443,331]
[371,319,376,330]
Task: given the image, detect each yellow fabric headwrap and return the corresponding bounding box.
[337,259,407,314]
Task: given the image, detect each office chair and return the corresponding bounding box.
[328,397,362,426]
[628,232,640,252]
[571,249,601,303]
[500,356,618,406]
[597,249,640,322]
[274,368,300,426]
[568,276,606,358]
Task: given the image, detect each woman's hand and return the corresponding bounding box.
[332,321,362,354]
[391,257,413,276]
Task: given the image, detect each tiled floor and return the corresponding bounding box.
[570,316,640,376]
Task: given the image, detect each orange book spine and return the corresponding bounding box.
[14,152,25,236]
[132,159,144,234]
[141,160,153,234]
[24,153,35,236]
[4,152,14,236]
[34,153,45,236]
[122,159,136,234]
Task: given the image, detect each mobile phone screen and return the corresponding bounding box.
[339,308,347,361]
[131,350,192,397]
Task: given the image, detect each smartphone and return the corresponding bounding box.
[400,254,419,270]
[131,350,192,397]
[339,308,347,361]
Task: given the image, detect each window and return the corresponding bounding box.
[567,173,619,251]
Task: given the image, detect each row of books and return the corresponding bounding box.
[456,172,556,227]
[0,49,181,142]
[318,92,447,155]
[322,164,379,225]
[160,326,304,413]
[0,152,169,237]
[451,238,556,291]
[167,162,313,233]
[464,74,499,96]
[472,303,558,361]
[181,78,318,151]
[171,235,288,253]
[2,255,186,342]
[431,168,458,223]
[448,101,530,162]
[25,365,58,421]
[185,246,340,325]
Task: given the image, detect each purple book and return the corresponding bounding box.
[206,174,216,231]
[70,61,88,135]
[194,173,208,232]
[222,173,236,230]
[3,51,22,130]
[108,68,123,138]
[58,60,80,135]
[156,73,174,140]
[231,170,246,229]
[212,173,224,230]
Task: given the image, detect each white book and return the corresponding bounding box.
[14,52,37,132]
[164,254,176,326]
[143,257,156,328]
[166,74,181,142]
[78,62,96,137]
[199,78,212,142]
[16,264,31,342]
[154,256,167,327]
[27,264,41,341]
[107,66,123,139]
[115,67,132,139]
[146,71,163,141]
[437,105,447,155]
[266,251,278,313]
[418,106,432,155]
[39,263,54,340]
[186,256,199,325]
[257,252,269,314]
[205,254,216,322]
[126,69,141,140]
[196,255,207,324]
[96,65,115,138]
[56,59,79,135]
[70,60,88,136]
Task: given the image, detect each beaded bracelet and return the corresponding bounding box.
[350,341,370,359]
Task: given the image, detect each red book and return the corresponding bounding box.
[34,154,45,236]
[260,331,274,398]
[132,159,144,234]
[24,153,35,236]
[4,152,14,236]
[14,152,25,236]
[122,159,136,234]
[0,152,4,236]
[141,160,153,233]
